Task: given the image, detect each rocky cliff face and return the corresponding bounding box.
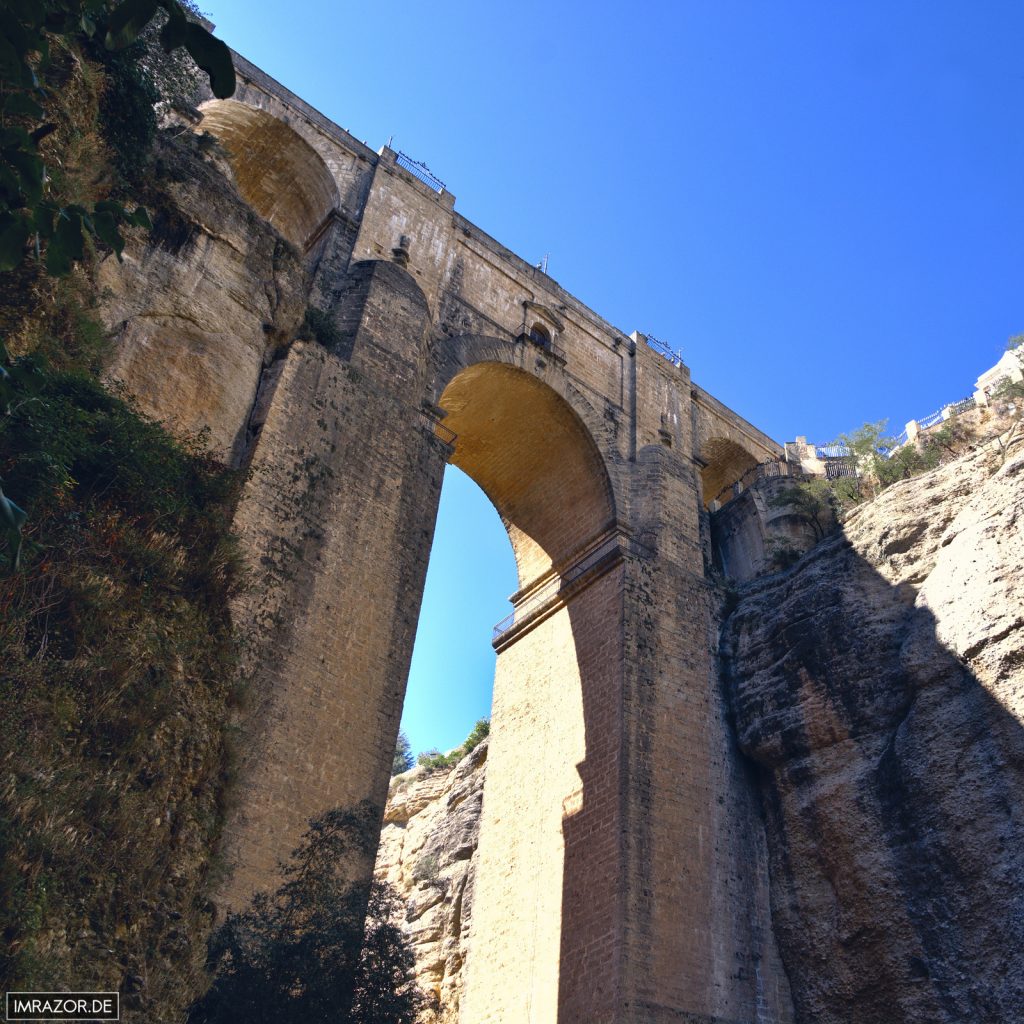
[375,741,487,1022]
[721,437,1024,1023]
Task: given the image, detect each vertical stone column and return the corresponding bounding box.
[619,443,793,1023]
[462,562,627,1024]
[220,260,446,909]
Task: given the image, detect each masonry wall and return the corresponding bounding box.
[221,262,447,907]
[462,569,625,1023]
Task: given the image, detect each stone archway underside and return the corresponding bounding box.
[197,99,338,248]
[439,361,616,586]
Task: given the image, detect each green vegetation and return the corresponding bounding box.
[825,415,976,509]
[417,718,490,772]
[768,396,992,560]
[769,477,834,541]
[188,804,425,1024]
[991,335,1024,457]
[0,6,241,1015]
[0,355,241,1014]
[834,420,940,496]
[0,12,430,1020]
[392,731,414,776]
[0,0,232,276]
[303,306,344,349]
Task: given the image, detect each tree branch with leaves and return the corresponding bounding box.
[0,0,235,275]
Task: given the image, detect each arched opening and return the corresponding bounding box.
[700,436,760,508]
[438,361,615,584]
[196,100,339,249]
[401,466,516,758]
[401,359,621,1021]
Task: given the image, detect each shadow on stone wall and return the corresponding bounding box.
[720,532,1024,1024]
[556,568,626,1023]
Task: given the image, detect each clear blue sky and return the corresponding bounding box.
[206,1,1023,755]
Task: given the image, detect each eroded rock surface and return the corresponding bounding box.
[721,439,1024,1023]
[375,741,487,1022]
[98,132,307,462]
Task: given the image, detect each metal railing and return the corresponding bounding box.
[420,410,457,446]
[491,533,622,642]
[890,394,976,455]
[396,151,446,193]
[814,442,851,460]
[824,457,858,479]
[709,458,804,508]
[643,333,685,368]
[946,395,976,416]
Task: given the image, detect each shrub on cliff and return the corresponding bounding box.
[416,718,490,772]
[768,478,836,541]
[188,804,424,1024]
[835,419,941,499]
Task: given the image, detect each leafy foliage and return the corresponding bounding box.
[0,0,234,276]
[0,356,241,1015]
[920,417,972,461]
[835,419,941,498]
[0,353,234,562]
[416,718,490,772]
[768,478,835,541]
[83,31,160,183]
[350,883,428,1024]
[303,306,344,349]
[188,804,424,1024]
[988,335,1024,465]
[392,731,414,776]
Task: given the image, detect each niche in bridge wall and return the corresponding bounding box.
[196,100,339,250]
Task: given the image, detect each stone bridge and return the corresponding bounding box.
[136,52,793,1024]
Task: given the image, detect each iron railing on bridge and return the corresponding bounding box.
[396,151,446,193]
[491,533,622,644]
[643,333,685,368]
[886,394,976,457]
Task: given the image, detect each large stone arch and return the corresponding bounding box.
[428,334,622,586]
[413,335,631,1020]
[197,99,340,249]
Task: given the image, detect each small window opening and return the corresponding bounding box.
[529,323,552,350]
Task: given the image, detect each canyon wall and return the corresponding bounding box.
[97,131,307,464]
[375,742,488,1022]
[721,437,1024,1023]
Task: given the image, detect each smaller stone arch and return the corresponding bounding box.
[699,436,761,508]
[197,99,339,250]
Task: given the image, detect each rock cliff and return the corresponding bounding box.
[375,741,487,1022]
[721,436,1024,1022]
